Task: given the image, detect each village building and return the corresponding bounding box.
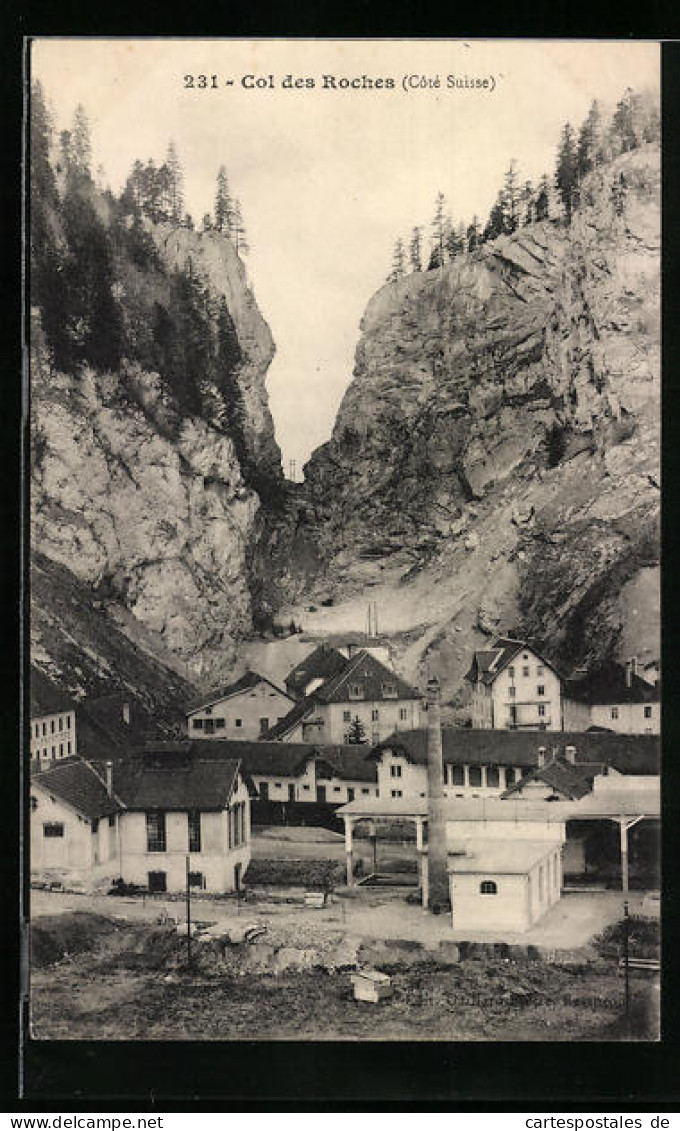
[30,669,78,763]
[563,659,660,734]
[284,644,352,700]
[269,649,422,745]
[466,637,563,730]
[186,671,296,741]
[30,747,253,894]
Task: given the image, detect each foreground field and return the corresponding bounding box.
[30,911,659,1042]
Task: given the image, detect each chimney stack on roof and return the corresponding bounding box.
[564,745,576,764]
[537,745,546,767]
[630,655,638,678]
[625,660,632,688]
[122,702,131,725]
[105,761,114,797]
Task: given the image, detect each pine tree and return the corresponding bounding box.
[577,100,603,178]
[466,215,480,251]
[71,104,92,176]
[483,190,506,242]
[388,237,405,282]
[534,174,551,222]
[347,716,368,744]
[502,161,521,233]
[555,123,578,222]
[165,140,184,224]
[232,199,249,255]
[409,226,423,272]
[201,213,213,232]
[521,180,534,225]
[214,165,234,234]
[430,191,447,267]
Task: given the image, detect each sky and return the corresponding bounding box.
[32,39,660,474]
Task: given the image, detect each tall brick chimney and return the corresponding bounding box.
[426,675,451,913]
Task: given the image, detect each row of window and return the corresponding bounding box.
[34,742,72,758]
[610,706,654,719]
[33,715,72,738]
[146,811,203,853]
[342,707,409,722]
[348,682,398,701]
[508,664,545,679]
[507,685,546,698]
[193,716,283,734]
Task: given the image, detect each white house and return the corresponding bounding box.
[31,748,254,894]
[563,660,660,735]
[448,838,563,933]
[465,638,563,730]
[186,671,296,742]
[30,669,78,763]
[270,650,422,745]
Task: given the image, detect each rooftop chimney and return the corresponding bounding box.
[564,745,576,764]
[624,661,632,688]
[630,655,638,678]
[122,702,131,725]
[105,761,114,797]
[425,675,451,914]
[537,745,547,767]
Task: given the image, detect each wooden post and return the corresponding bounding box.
[623,899,630,1035]
[185,854,192,970]
[344,817,355,886]
[620,819,629,894]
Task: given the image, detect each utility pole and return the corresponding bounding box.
[425,674,451,914]
[185,854,192,971]
[623,899,630,1036]
[373,601,379,637]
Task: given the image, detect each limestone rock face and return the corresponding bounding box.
[302,146,660,694]
[31,224,282,688]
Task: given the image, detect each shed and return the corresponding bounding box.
[448,837,563,933]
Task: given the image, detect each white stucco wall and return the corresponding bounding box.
[589,701,659,734]
[491,655,562,731]
[188,682,293,741]
[449,845,562,933]
[30,710,77,760]
[376,751,531,800]
[30,784,119,890]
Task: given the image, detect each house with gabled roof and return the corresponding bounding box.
[30,668,78,763]
[284,644,349,700]
[186,670,295,742]
[465,637,563,730]
[31,748,254,894]
[563,659,660,734]
[273,649,422,745]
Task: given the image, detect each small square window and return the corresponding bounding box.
[644,705,652,719]
[343,711,351,722]
[538,704,546,717]
[192,718,204,730]
[235,719,243,727]
[611,707,619,719]
[391,789,402,798]
[537,665,544,676]
[333,786,341,793]
[108,815,116,827]
[508,666,515,678]
[303,784,310,791]
[537,685,545,696]
[204,706,213,715]
[216,718,225,729]
[508,687,516,698]
[522,666,530,677]
[371,709,379,721]
[43,822,64,838]
[390,764,402,778]
[362,788,369,795]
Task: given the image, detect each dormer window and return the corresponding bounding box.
[381,682,397,698]
[204,706,213,716]
[349,683,365,700]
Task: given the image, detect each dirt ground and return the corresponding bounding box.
[29,907,659,1043]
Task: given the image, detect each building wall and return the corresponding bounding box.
[252,766,379,804]
[324,698,422,745]
[490,655,562,731]
[588,701,660,735]
[30,785,118,890]
[188,683,293,741]
[376,750,533,800]
[561,697,592,732]
[30,710,77,761]
[445,821,565,846]
[449,846,562,933]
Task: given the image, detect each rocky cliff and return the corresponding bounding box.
[301,145,660,703]
[31,220,284,705]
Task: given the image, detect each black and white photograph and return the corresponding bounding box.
[26,37,661,1043]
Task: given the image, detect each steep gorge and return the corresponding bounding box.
[298,145,660,704]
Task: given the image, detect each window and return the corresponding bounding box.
[192,718,204,730]
[390,764,402,778]
[644,706,652,719]
[148,871,167,893]
[333,786,341,793]
[303,784,310,791]
[274,782,282,789]
[381,682,397,698]
[538,704,546,717]
[108,815,116,827]
[51,720,55,734]
[67,715,71,729]
[371,709,379,721]
[42,722,46,736]
[506,768,516,785]
[523,666,530,677]
[43,823,64,837]
[537,665,544,676]
[67,742,71,755]
[30,796,38,811]
[188,810,201,853]
[58,717,63,731]
[523,654,528,660]
[469,766,482,787]
[343,710,351,722]
[362,788,369,795]
[537,685,545,697]
[391,789,403,798]
[399,708,408,721]
[486,765,499,787]
[51,747,55,757]
[259,717,269,735]
[146,812,166,853]
[480,881,497,895]
[508,666,515,678]
[235,718,243,728]
[216,718,225,729]
[451,765,464,785]
[204,706,213,716]
[348,683,365,700]
[34,723,39,738]
[203,718,215,735]
[611,707,619,720]
[59,744,63,756]
[508,687,516,698]
[188,871,205,889]
[91,819,99,834]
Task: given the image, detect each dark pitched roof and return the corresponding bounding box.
[32,757,120,819]
[374,729,660,775]
[284,646,349,697]
[501,757,594,800]
[565,662,660,706]
[110,753,241,811]
[465,637,561,685]
[76,694,152,760]
[134,739,378,783]
[313,650,420,704]
[30,667,76,717]
[262,696,316,739]
[187,671,292,714]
